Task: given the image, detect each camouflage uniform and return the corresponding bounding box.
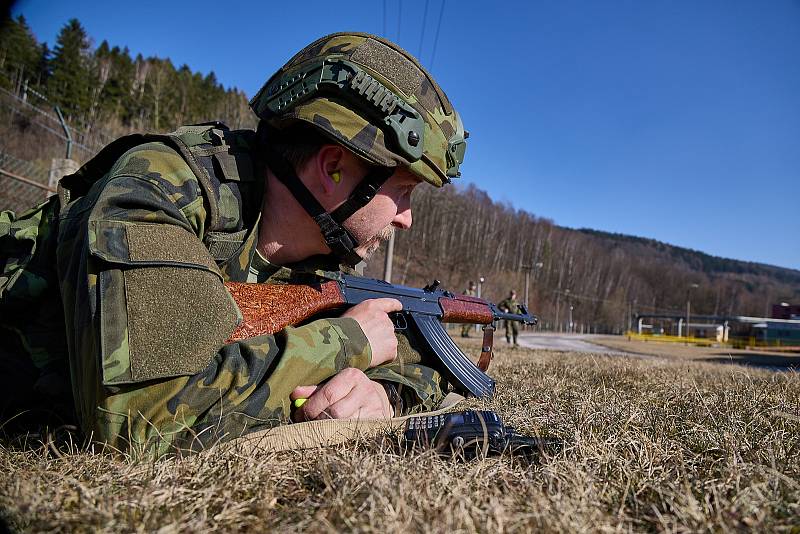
[498,295,521,345]
[0,33,464,455]
[0,125,448,455]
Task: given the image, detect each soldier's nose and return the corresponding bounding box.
[393,207,412,230]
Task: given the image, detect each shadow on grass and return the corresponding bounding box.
[0,513,16,534]
[701,353,800,371]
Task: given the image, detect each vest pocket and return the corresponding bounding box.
[89,221,241,385]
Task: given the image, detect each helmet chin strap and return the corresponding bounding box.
[264,146,393,266]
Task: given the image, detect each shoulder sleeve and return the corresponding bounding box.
[58,171,370,455]
[105,141,209,234]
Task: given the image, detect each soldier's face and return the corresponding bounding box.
[341,166,421,260]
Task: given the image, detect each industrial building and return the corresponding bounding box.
[635,305,800,347]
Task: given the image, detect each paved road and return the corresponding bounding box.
[514,333,797,370]
[515,333,631,354]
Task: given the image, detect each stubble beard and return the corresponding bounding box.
[360,224,395,260]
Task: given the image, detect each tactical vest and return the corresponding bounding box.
[60,122,264,263]
[0,122,263,424]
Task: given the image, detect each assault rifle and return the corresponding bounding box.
[224,274,537,398]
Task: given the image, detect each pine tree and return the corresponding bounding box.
[96,44,135,122]
[2,15,253,135]
[0,15,42,90]
[35,42,51,87]
[48,18,92,120]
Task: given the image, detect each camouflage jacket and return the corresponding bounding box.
[498,298,519,313]
[2,124,447,454]
[497,297,521,331]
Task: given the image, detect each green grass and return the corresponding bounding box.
[2,345,799,533]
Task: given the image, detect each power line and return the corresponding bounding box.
[417,0,430,59]
[552,288,683,316]
[430,0,446,69]
[383,0,387,36]
[397,0,402,43]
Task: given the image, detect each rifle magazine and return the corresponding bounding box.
[408,314,496,398]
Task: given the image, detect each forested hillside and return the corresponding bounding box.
[0,15,254,163]
[2,16,797,333]
[364,184,800,332]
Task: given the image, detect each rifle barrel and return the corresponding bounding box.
[493,311,538,325]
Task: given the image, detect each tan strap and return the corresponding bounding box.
[478,325,495,371]
[223,393,464,454]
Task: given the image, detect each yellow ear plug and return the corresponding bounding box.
[331,171,341,183]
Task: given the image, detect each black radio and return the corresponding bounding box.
[403,410,560,458]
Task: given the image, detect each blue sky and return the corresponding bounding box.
[13,0,800,269]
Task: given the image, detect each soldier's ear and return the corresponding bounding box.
[314,145,345,196]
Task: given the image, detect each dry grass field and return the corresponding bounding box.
[1,338,799,533]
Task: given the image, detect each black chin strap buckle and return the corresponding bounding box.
[313,213,362,266]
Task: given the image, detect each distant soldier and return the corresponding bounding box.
[498,290,521,346]
[460,281,477,337]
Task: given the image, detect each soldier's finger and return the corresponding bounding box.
[290,385,317,400]
[317,390,361,420]
[299,372,358,421]
[370,298,403,313]
[319,382,390,420]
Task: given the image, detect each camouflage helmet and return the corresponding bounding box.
[250,32,467,187]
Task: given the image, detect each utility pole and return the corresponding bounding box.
[521,261,544,309]
[568,304,574,333]
[382,232,395,282]
[477,276,485,334]
[686,283,699,339]
[555,290,561,333]
[627,301,632,332]
[521,262,543,331]
[522,264,532,309]
[686,300,691,340]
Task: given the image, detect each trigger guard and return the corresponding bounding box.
[391,312,408,331]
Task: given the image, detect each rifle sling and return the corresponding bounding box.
[478,325,495,371]
[216,393,464,454]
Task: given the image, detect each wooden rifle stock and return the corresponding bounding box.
[225,281,346,342]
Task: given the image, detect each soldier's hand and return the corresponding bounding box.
[290,368,393,422]
[341,298,401,367]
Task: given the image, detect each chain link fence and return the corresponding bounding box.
[0,81,106,213]
[0,151,52,212]
[0,86,105,163]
